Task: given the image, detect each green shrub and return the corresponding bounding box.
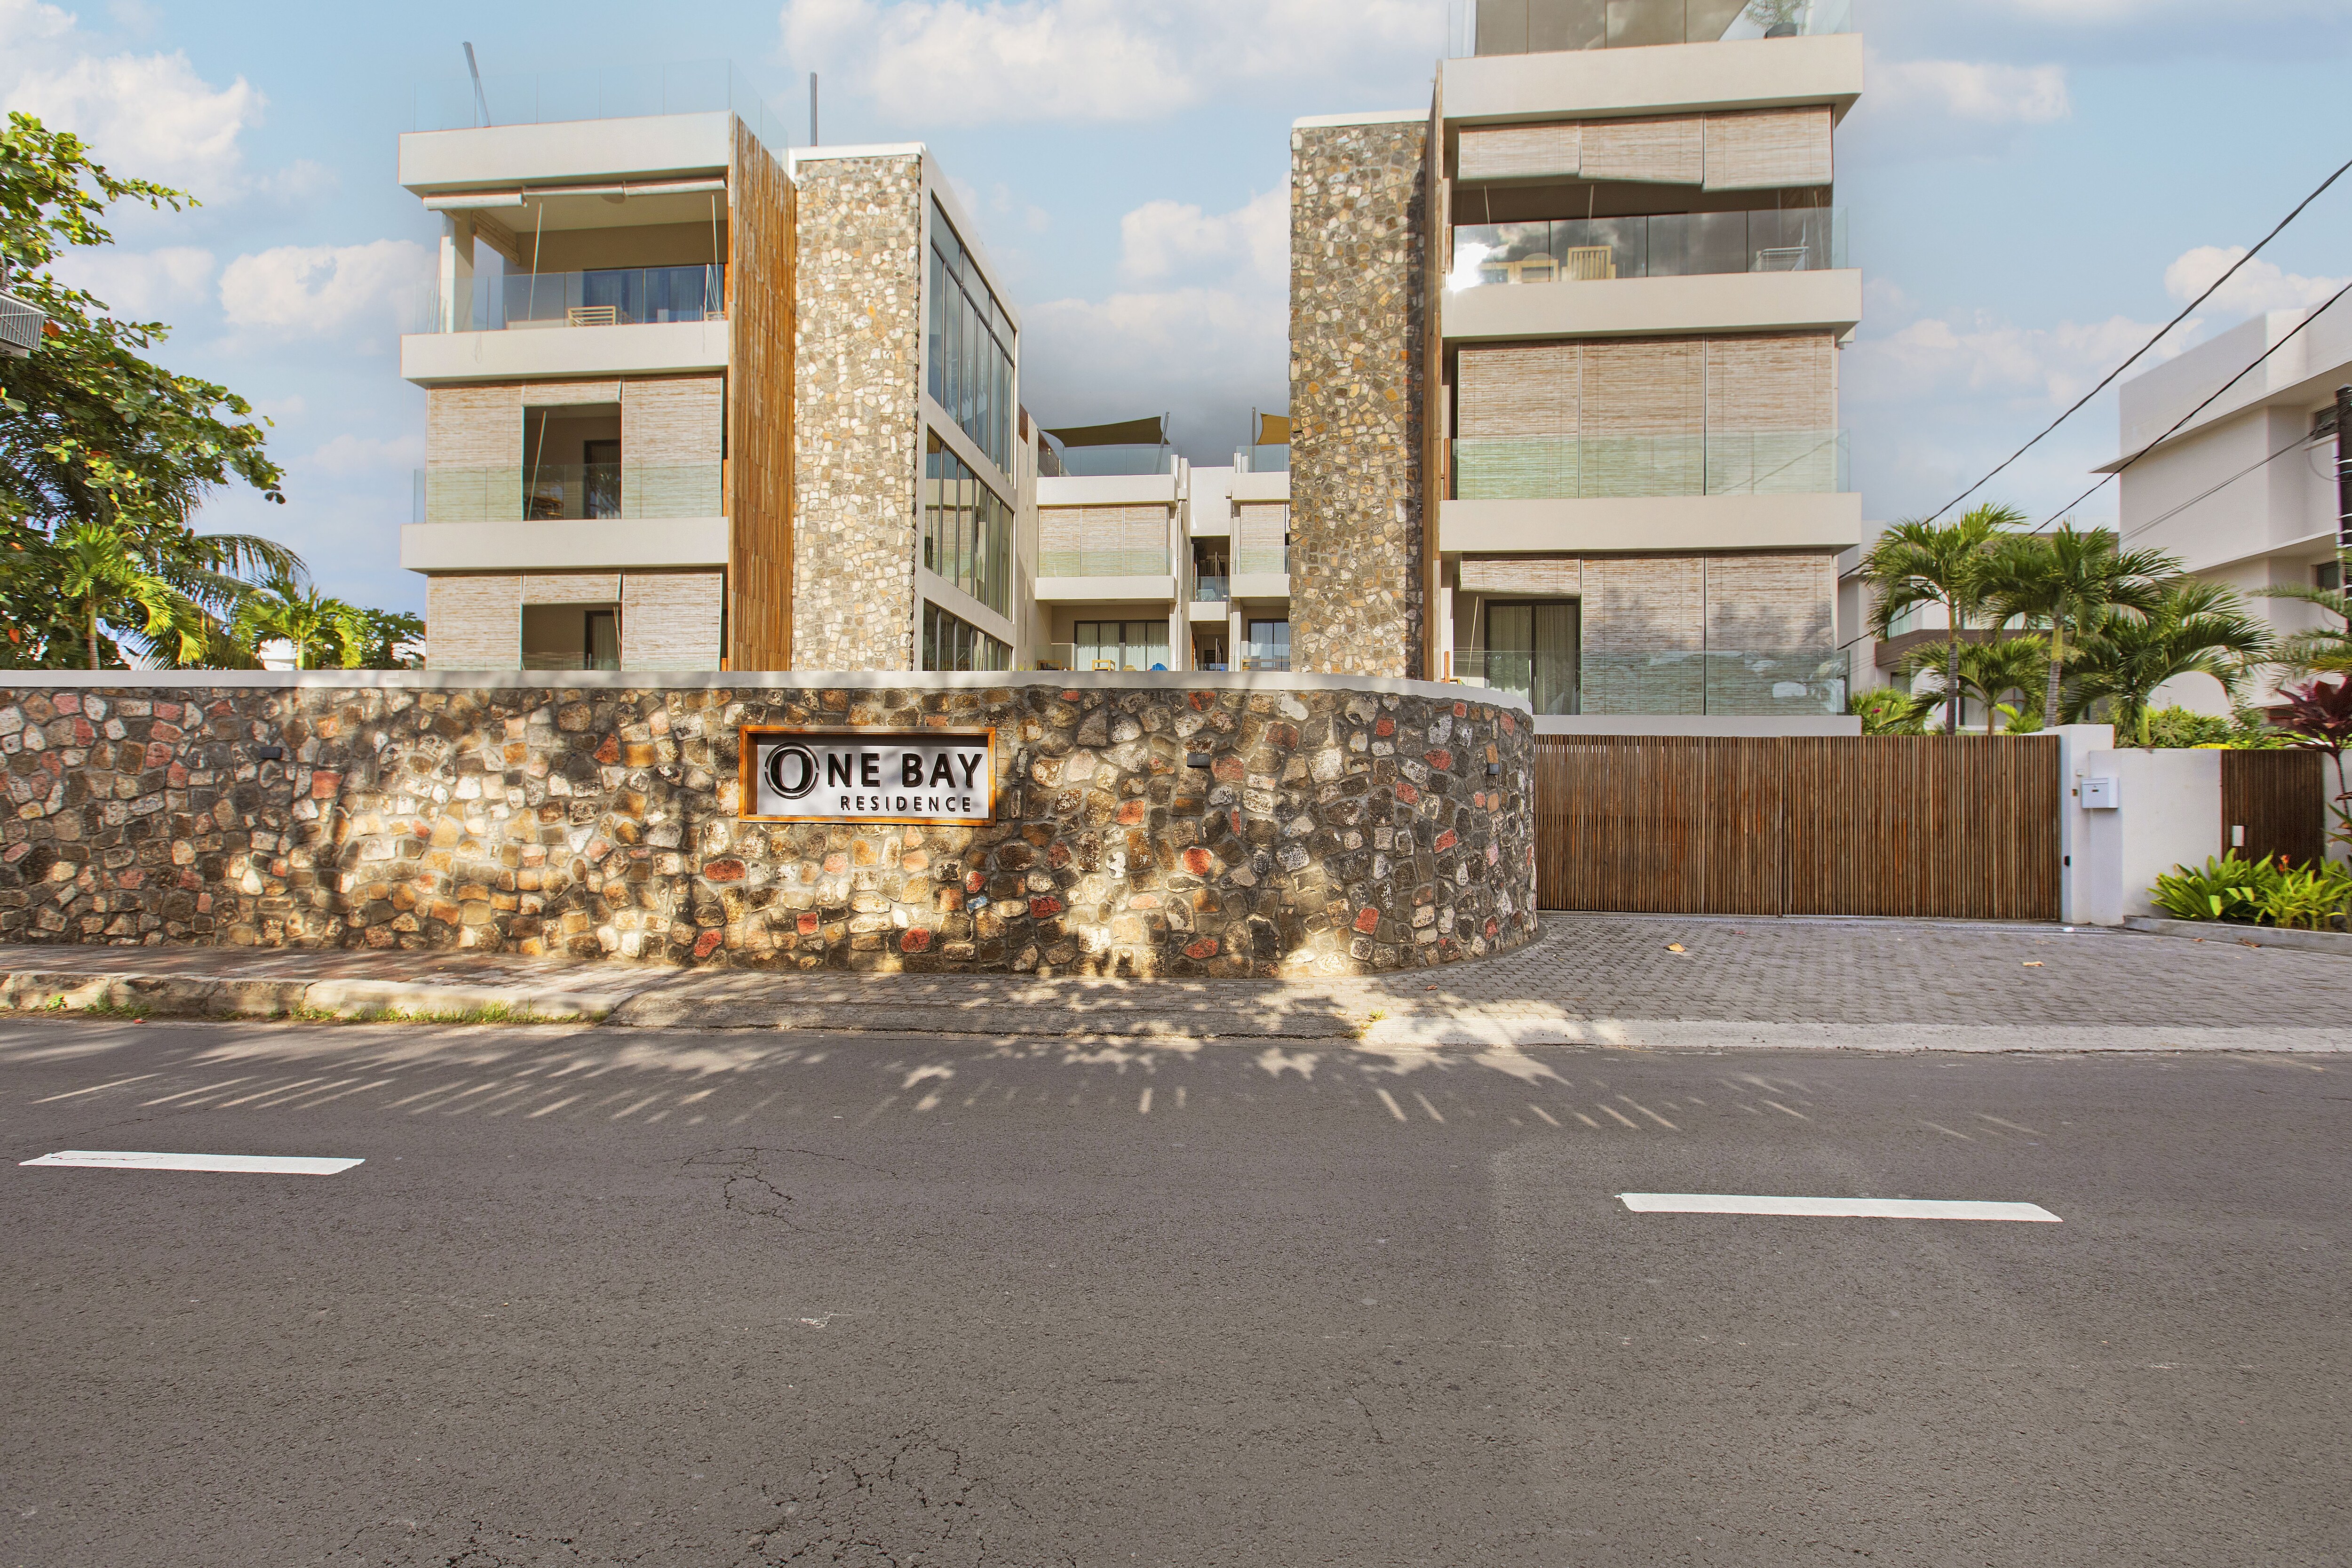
[2265,860,2352,931]
[2141,707,2235,748]
[2151,854,2282,922]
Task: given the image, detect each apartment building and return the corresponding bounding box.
[2102,294,2351,709]
[1032,435,1294,671]
[396,69,1032,674]
[1288,0,1865,717]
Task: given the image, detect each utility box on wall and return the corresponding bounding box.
[2080,776,2119,810]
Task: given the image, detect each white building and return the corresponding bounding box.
[2103,294,2351,710]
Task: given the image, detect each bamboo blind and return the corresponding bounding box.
[1579,115,1704,185]
[1459,123,1582,181]
[1702,107,1834,191]
[1457,342,1579,437]
[1701,335,1836,432]
[1461,556,1580,596]
[1701,555,1834,652]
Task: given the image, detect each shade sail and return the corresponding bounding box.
[1042,415,1166,448]
[1254,413,1291,445]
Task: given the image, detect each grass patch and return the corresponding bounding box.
[281,1002,598,1026]
[43,996,151,1019]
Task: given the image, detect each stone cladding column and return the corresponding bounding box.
[1287,119,1430,678]
[790,154,924,671]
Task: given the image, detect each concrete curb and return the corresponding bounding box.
[0,971,635,1022]
[2123,916,2352,956]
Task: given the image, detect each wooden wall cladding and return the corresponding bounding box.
[1533,735,2061,919]
[2221,749,2327,869]
[726,119,796,671]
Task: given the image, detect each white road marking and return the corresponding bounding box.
[1619,1193,2059,1222]
[20,1150,363,1175]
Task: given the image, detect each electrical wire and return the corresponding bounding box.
[2030,275,2352,533]
[1918,150,2352,526]
[2117,429,2314,544]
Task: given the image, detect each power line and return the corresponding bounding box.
[2118,429,2313,544]
[2031,276,2352,533]
[1919,150,2352,525]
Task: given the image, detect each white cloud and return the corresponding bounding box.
[2163,245,2350,317]
[1850,310,2185,409]
[1870,57,2071,125]
[49,243,213,315]
[1024,285,1287,439]
[217,240,430,341]
[780,0,1443,124]
[1119,188,1287,287]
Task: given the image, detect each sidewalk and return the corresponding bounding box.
[0,913,2343,1052]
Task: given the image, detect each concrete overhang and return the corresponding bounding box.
[1231,573,1292,600]
[1186,599,1229,623]
[1033,575,1178,603]
[1230,471,1291,503]
[399,112,734,195]
[1035,475,1179,506]
[401,320,728,385]
[1439,33,1864,126]
[1441,492,1863,554]
[1443,269,1862,342]
[401,518,729,573]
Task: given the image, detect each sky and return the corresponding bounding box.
[4,0,2349,616]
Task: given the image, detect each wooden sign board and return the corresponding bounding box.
[738,727,996,825]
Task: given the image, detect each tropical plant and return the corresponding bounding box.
[1847,685,1936,735]
[1892,633,2049,733]
[229,577,367,669]
[2141,706,2236,748]
[2252,578,2352,678]
[1860,504,2019,732]
[2265,860,2352,931]
[2150,853,2283,923]
[1979,525,2176,728]
[1,113,296,667]
[2063,580,2273,746]
[2273,675,2352,854]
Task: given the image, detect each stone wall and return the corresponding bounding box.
[1288,118,1430,679]
[0,674,1536,979]
[791,153,925,672]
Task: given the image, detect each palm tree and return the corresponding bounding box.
[1860,504,2019,732]
[1846,685,1937,735]
[1980,525,2177,727]
[230,576,371,669]
[1961,635,2051,733]
[51,519,203,668]
[2064,580,2274,746]
[2252,580,2352,678]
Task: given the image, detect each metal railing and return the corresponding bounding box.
[1447,0,1853,56]
[1448,211,1843,290]
[1035,548,1173,578]
[1451,430,1847,499]
[412,58,791,148]
[414,264,724,334]
[413,463,723,523]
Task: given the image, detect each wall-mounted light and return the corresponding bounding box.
[1186,752,1212,769]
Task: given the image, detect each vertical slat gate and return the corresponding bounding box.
[1536,734,2061,920]
[2221,750,2327,868]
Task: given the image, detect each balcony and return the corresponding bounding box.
[411,58,789,145]
[1449,210,1842,292]
[1452,648,1844,714]
[415,265,724,334]
[1193,575,1230,602]
[415,463,722,523]
[1447,0,1852,56]
[1453,430,1846,499]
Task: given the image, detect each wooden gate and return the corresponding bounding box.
[2221,750,2327,868]
[1534,734,2061,919]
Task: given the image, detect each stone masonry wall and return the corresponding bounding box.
[0,676,1535,979]
[790,154,924,672]
[1288,119,1429,679]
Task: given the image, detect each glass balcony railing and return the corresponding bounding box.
[1032,642,1177,673]
[412,58,790,148]
[1451,430,1847,499]
[1235,444,1291,473]
[1451,649,1845,714]
[1447,0,1853,56]
[1035,548,1173,578]
[1240,651,1292,672]
[1448,210,1843,291]
[1047,445,1178,478]
[1193,575,1230,602]
[413,464,723,524]
[413,264,725,334]
[1234,548,1292,578]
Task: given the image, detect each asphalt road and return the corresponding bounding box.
[2,1018,2346,1567]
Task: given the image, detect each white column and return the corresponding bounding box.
[437,213,477,333]
[2054,724,2112,924]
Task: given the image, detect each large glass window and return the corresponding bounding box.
[1481,601,1580,715]
[1243,619,1291,672]
[922,602,1009,672]
[926,201,1016,474]
[923,432,1013,616]
[1073,620,1171,672]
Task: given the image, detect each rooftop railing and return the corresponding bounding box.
[413,264,724,335]
[413,58,791,148]
[1447,0,1853,56]
[1047,445,1178,478]
[1448,210,1843,291]
[1452,430,1848,499]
